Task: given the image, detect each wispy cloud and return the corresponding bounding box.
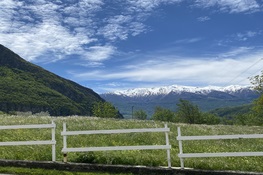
[217,30,262,46]
[194,0,261,13]
[75,62,104,68]
[1,0,261,65]
[0,0,102,62]
[174,37,203,44]
[0,0,183,64]
[83,45,116,61]
[71,48,263,91]
[197,16,211,22]
[126,0,182,12]
[235,30,262,41]
[97,15,147,41]
[218,47,253,58]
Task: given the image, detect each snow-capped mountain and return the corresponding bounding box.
[107,85,254,97]
[101,85,259,118]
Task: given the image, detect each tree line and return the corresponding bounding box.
[92,99,221,125]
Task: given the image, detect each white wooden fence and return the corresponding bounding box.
[177,127,263,169]
[61,123,172,167]
[0,121,56,161]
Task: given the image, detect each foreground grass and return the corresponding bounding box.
[0,115,263,172]
[0,166,132,175]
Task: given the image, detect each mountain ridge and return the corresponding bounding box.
[104,85,255,97]
[0,44,108,116]
[101,85,259,118]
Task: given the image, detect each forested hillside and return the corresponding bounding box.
[0,44,107,116]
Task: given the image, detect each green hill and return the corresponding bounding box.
[0,44,107,116]
[210,104,253,118]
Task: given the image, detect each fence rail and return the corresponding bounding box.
[0,121,56,161]
[176,127,263,169]
[61,123,172,168]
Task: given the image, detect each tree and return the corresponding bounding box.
[151,106,176,122]
[92,101,119,118]
[176,99,202,124]
[201,112,221,125]
[250,71,263,93]
[133,109,147,120]
[249,72,263,125]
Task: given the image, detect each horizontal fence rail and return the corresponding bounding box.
[61,123,172,168]
[0,122,56,161]
[0,124,56,130]
[61,128,170,136]
[176,127,263,169]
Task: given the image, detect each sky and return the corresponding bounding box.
[1,0,263,93]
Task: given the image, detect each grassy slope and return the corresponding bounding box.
[0,115,263,173]
[0,44,104,116]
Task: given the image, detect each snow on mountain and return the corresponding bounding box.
[106,85,254,97]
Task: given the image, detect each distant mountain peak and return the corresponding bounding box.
[101,84,258,118]
[105,84,254,97]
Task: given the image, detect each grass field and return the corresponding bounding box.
[0,115,263,173]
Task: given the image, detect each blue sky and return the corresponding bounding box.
[1,0,263,93]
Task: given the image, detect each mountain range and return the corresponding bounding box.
[101,85,260,118]
[0,44,108,116]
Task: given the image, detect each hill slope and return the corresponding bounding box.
[0,44,105,116]
[101,85,259,118]
[210,104,253,118]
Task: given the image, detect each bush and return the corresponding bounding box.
[92,101,119,118]
[151,106,176,122]
[133,110,147,120]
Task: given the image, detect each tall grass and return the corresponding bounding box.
[0,115,263,172]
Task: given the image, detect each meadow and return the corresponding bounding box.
[0,115,263,173]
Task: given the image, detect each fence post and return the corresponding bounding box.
[177,127,184,169]
[63,122,68,163]
[51,120,56,161]
[165,123,171,168]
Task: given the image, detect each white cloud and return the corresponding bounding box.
[127,0,182,12]
[97,14,147,41]
[174,37,203,44]
[1,20,96,61]
[197,16,211,22]
[236,30,262,41]
[75,62,104,68]
[96,0,181,42]
[218,47,253,58]
[194,0,261,13]
[0,0,103,62]
[72,49,263,88]
[83,45,116,61]
[0,0,261,67]
[97,15,133,41]
[217,30,262,46]
[1,0,171,63]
